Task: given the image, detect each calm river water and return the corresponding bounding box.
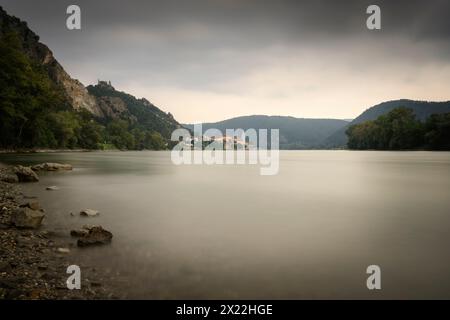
[1,151,450,299]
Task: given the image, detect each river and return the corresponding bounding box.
[1,150,450,299]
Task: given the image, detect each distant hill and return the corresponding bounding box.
[324,100,450,148]
[184,115,349,149]
[346,107,450,150]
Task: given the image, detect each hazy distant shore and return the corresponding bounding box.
[0,148,176,154]
[0,149,92,154]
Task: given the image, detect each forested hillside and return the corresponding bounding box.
[325,100,450,148]
[184,115,349,149]
[346,107,450,150]
[0,6,181,150]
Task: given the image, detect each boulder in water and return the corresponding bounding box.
[12,165,39,182]
[75,225,113,247]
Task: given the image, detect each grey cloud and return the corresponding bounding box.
[1,0,449,122]
[3,0,450,40]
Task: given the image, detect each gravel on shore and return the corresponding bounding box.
[0,177,120,299]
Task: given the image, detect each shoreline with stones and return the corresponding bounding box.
[0,163,119,299]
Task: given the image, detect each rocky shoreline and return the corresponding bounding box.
[0,164,119,299]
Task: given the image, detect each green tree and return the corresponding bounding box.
[145,131,166,150]
[383,107,424,149]
[79,120,105,149]
[131,128,146,150]
[346,107,424,150]
[0,31,65,148]
[48,111,81,148]
[424,113,450,150]
[107,119,135,150]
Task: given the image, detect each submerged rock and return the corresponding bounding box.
[80,209,100,217]
[19,200,41,211]
[45,186,59,191]
[74,225,113,247]
[10,207,45,229]
[31,163,73,171]
[70,228,89,237]
[13,165,39,182]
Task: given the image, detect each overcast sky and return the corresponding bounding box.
[2,0,450,123]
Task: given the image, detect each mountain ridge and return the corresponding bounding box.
[184,115,349,149]
[0,6,181,150]
[186,100,450,149]
[2,7,450,150]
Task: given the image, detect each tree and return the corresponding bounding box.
[131,128,146,150]
[383,107,424,150]
[0,31,66,148]
[424,113,450,150]
[145,132,166,150]
[107,119,135,150]
[48,111,81,148]
[79,120,105,149]
[346,107,425,150]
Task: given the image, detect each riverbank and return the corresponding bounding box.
[0,149,92,154]
[0,167,119,299]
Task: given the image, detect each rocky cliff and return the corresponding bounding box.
[87,80,181,139]
[0,6,181,149]
[0,6,102,116]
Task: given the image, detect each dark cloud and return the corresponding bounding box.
[3,0,450,39]
[1,0,449,122]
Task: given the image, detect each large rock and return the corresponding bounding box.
[31,163,73,171]
[74,225,113,247]
[11,207,45,229]
[12,165,39,182]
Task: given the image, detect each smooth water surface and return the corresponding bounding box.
[1,151,450,299]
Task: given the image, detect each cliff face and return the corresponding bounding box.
[97,96,130,119]
[46,60,103,116]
